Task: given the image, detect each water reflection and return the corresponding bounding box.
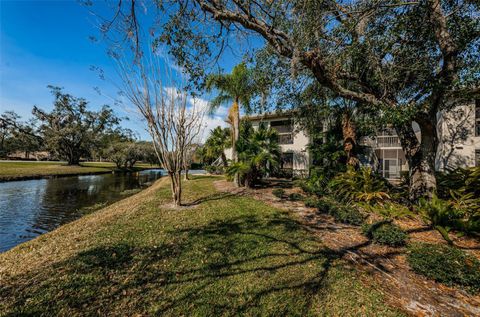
[0,169,166,252]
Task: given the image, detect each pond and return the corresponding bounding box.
[0,169,204,252]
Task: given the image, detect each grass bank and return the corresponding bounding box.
[0,161,159,181]
[0,176,404,316]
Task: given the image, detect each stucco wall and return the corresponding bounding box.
[250,117,310,173]
[436,101,478,170]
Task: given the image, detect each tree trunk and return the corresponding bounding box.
[396,115,438,201]
[68,156,80,165]
[230,100,241,187]
[184,169,189,181]
[169,171,182,206]
[341,110,359,168]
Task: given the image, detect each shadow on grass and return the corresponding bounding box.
[1,209,400,316]
[182,191,241,206]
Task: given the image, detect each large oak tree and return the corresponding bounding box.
[33,86,120,165]
[97,0,479,200]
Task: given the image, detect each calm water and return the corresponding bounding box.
[0,170,169,252]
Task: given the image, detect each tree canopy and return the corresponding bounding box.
[33,86,120,165]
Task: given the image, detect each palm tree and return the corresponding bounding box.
[227,122,281,187]
[206,63,255,186]
[204,126,231,167]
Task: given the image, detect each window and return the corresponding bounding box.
[271,120,294,144]
[270,120,293,133]
[476,100,480,137]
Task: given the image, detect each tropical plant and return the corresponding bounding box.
[437,167,480,199]
[226,122,281,188]
[206,63,256,186]
[358,202,415,220]
[203,126,231,167]
[328,167,390,204]
[417,194,463,244]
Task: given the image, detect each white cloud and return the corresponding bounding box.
[188,96,229,143]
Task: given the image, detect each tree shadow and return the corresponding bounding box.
[1,211,403,316]
[182,191,241,206]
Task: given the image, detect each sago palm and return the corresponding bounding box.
[206,62,255,186]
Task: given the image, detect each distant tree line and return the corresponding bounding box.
[0,86,157,167]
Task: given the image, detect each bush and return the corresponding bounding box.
[317,200,332,213]
[329,203,365,225]
[407,243,480,294]
[328,167,390,204]
[272,188,285,198]
[417,194,470,243]
[436,166,480,199]
[362,221,407,246]
[312,197,364,225]
[304,196,320,208]
[288,193,303,201]
[359,202,415,219]
[297,168,330,196]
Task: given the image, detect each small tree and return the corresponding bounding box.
[115,53,203,206]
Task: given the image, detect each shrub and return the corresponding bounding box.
[329,204,365,225]
[417,194,468,244]
[407,243,480,294]
[362,221,407,246]
[288,193,303,201]
[312,197,364,225]
[328,167,390,204]
[304,196,320,208]
[272,188,285,198]
[298,168,330,196]
[359,202,415,219]
[316,198,333,214]
[436,166,480,199]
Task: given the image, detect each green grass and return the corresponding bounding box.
[0,176,404,316]
[0,161,160,181]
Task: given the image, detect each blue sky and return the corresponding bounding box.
[0,0,245,140]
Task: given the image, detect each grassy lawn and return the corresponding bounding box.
[0,176,404,316]
[0,161,160,181]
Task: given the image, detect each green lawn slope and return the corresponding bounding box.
[0,176,404,316]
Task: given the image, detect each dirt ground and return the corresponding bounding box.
[213,179,480,317]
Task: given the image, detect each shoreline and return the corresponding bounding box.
[0,166,162,183]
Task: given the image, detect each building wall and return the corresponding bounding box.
[436,101,480,170]
[250,117,310,175]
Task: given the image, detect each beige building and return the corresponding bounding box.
[436,100,480,171]
[225,112,310,177]
[224,100,480,179]
[361,100,480,180]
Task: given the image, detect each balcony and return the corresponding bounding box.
[374,136,401,148]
